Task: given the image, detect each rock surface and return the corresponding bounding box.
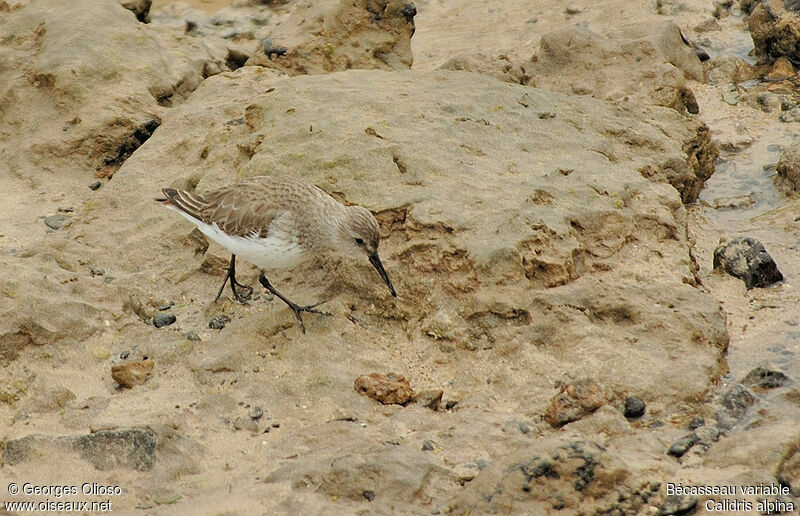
[5,0,797,513]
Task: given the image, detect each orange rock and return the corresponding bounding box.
[544,379,605,427]
[765,57,795,82]
[354,373,414,405]
[111,359,154,389]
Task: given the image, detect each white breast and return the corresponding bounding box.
[169,208,308,270]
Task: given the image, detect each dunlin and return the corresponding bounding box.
[156,175,396,332]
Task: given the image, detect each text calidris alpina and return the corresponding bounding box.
[156,175,396,332]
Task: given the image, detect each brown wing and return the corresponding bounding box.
[158,181,284,238]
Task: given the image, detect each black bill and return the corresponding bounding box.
[369,252,397,297]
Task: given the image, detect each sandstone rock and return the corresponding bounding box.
[246,0,416,75]
[529,22,703,113]
[713,237,783,289]
[544,379,605,427]
[5,428,156,471]
[354,373,414,405]
[448,439,663,514]
[776,141,800,191]
[742,366,790,390]
[264,444,450,503]
[412,389,443,411]
[119,0,151,22]
[111,359,154,388]
[748,0,800,62]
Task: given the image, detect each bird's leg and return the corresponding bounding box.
[214,255,252,304]
[258,271,330,333]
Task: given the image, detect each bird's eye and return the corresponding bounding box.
[354,238,364,246]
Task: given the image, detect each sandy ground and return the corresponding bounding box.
[1,0,800,514]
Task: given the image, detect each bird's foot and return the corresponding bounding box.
[287,301,331,333]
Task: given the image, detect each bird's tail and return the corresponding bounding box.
[155,188,207,220]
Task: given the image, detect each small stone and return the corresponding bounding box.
[742,366,790,390]
[157,302,174,311]
[713,237,783,289]
[90,268,105,277]
[270,421,280,428]
[233,416,259,433]
[687,416,704,430]
[249,406,264,420]
[153,313,176,328]
[120,350,130,360]
[623,396,646,419]
[44,214,68,230]
[667,433,699,457]
[412,389,443,411]
[185,331,200,341]
[765,57,795,82]
[544,379,605,427]
[363,490,375,501]
[112,359,154,389]
[88,181,102,190]
[565,5,582,14]
[659,494,697,515]
[516,422,530,434]
[209,314,231,330]
[421,440,435,451]
[354,373,414,405]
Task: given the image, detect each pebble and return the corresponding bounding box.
[667,433,699,457]
[270,421,280,428]
[713,237,783,289]
[249,406,264,420]
[90,268,105,277]
[623,396,646,419]
[88,181,102,190]
[185,331,200,341]
[742,366,790,389]
[209,314,231,330]
[119,350,130,360]
[233,416,259,433]
[153,313,176,328]
[111,359,154,389]
[659,494,697,515]
[44,214,68,230]
[687,416,704,430]
[362,491,375,501]
[565,5,582,14]
[354,373,414,405]
[516,422,530,434]
[421,440,435,451]
[412,389,443,411]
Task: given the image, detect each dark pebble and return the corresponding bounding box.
[91,268,105,277]
[158,302,174,311]
[57,206,74,213]
[120,350,130,360]
[363,490,375,501]
[687,416,705,430]
[270,421,280,428]
[742,366,790,389]
[249,406,264,420]
[659,494,698,515]
[516,422,530,434]
[713,237,783,289]
[421,440,435,451]
[624,396,646,419]
[185,331,200,341]
[89,181,102,190]
[667,433,699,457]
[209,314,231,330]
[44,214,68,230]
[153,313,176,328]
